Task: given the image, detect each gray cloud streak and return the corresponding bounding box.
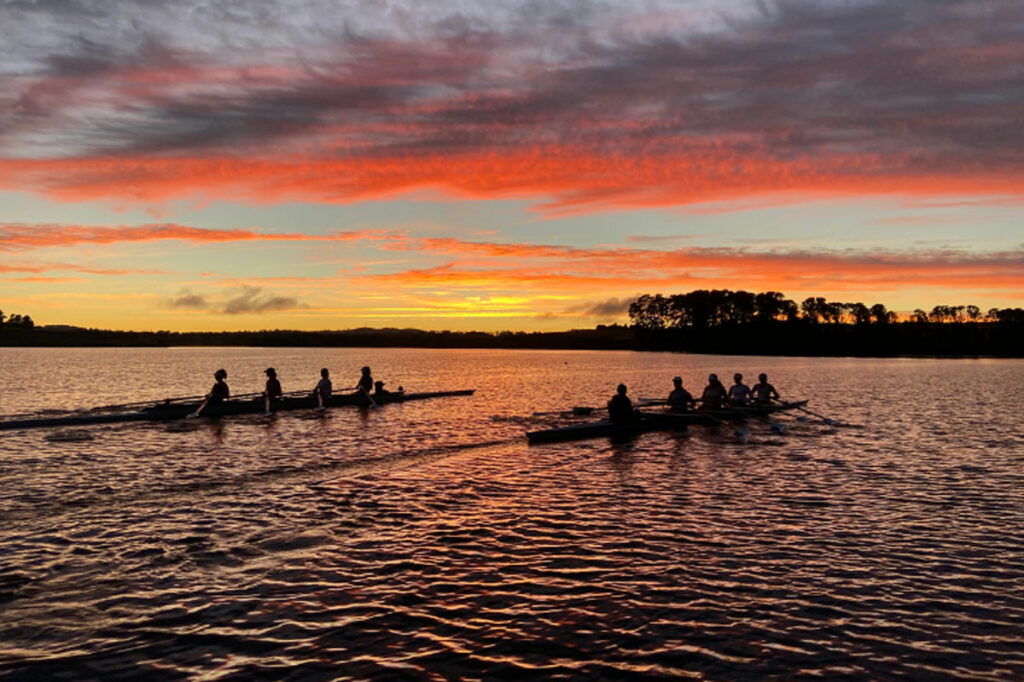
[166,286,305,314]
[168,288,209,309]
[564,297,632,318]
[2,0,1023,199]
[222,286,303,314]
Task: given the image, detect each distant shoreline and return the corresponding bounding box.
[1,322,1021,358]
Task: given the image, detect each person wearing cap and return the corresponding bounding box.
[262,367,283,415]
[700,373,728,410]
[314,368,332,410]
[752,373,780,404]
[373,380,391,397]
[666,376,695,413]
[728,373,752,406]
[356,366,373,395]
[607,383,636,423]
[190,368,230,417]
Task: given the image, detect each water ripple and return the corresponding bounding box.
[2,350,1024,679]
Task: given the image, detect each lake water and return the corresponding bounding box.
[1,347,1023,680]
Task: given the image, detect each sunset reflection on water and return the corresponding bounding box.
[1,348,1023,679]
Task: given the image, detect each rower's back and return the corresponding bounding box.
[607,384,634,423]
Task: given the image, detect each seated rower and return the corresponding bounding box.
[728,373,752,406]
[752,373,780,404]
[356,366,373,395]
[263,367,283,415]
[700,373,728,410]
[667,376,695,412]
[314,368,332,410]
[607,383,637,423]
[190,368,229,417]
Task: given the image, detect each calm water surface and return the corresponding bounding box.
[1,347,1023,680]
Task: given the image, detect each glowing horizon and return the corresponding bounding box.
[2,1,1023,332]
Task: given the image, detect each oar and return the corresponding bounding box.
[701,410,749,439]
[744,410,786,434]
[91,390,272,413]
[637,402,748,439]
[187,390,270,418]
[531,405,606,417]
[720,402,787,433]
[263,389,316,414]
[775,399,838,425]
[358,386,379,410]
[309,382,354,409]
[87,394,208,412]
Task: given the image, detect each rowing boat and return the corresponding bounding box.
[0,389,475,431]
[526,412,692,444]
[674,400,808,426]
[526,400,808,444]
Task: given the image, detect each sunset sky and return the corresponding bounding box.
[2,0,1023,331]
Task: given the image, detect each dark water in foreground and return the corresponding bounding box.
[1,348,1023,680]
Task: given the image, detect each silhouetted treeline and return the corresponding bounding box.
[2,293,1022,357]
[626,290,1024,357]
[0,325,637,351]
[0,309,35,329]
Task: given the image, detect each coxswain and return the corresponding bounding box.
[607,383,636,423]
[357,366,373,395]
[666,376,695,412]
[728,373,753,406]
[314,368,332,411]
[700,373,728,410]
[190,368,229,417]
[752,373,780,404]
[262,367,283,415]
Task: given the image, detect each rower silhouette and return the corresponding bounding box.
[190,369,229,418]
[667,376,695,412]
[607,384,636,423]
[700,373,727,410]
[314,368,332,410]
[263,367,282,415]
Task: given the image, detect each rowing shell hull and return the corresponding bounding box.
[526,400,808,444]
[527,414,691,444]
[0,389,475,431]
[681,400,808,425]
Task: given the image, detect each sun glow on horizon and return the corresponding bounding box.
[2,1,1023,331]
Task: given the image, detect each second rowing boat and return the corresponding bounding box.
[0,389,476,431]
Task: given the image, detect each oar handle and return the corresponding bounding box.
[772,397,836,423]
[88,394,208,412]
[531,405,606,417]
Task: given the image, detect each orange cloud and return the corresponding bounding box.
[0,276,84,283]
[2,149,1023,213]
[0,222,397,251]
[353,242,1024,299]
[5,220,1020,299]
[5,0,1024,216]
[0,261,162,275]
